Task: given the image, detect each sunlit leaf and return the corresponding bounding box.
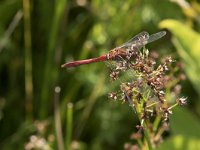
[158,135,200,150]
[171,107,200,137]
[159,19,200,96]
[158,107,200,150]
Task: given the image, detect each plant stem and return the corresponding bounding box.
[143,122,153,150]
[54,86,64,150]
[153,116,161,132]
[135,105,153,150]
[23,0,33,121]
[168,103,178,110]
[66,103,73,150]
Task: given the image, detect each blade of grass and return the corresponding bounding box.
[40,0,68,118]
[0,10,23,52]
[54,86,65,150]
[66,103,73,150]
[23,0,33,121]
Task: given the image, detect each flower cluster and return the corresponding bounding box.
[24,120,54,150]
[108,47,187,149]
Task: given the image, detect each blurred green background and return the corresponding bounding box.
[1,0,200,150]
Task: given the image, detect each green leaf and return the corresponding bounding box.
[158,107,200,150]
[171,108,200,137]
[158,135,200,150]
[159,19,200,96]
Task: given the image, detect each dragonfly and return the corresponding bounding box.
[61,31,166,68]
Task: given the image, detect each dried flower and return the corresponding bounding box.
[108,92,118,100]
[108,43,186,149]
[124,143,140,150]
[176,97,187,106]
[130,132,142,140]
[110,70,120,81]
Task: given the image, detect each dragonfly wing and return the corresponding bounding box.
[117,30,166,49]
[148,31,166,44]
[118,31,150,49]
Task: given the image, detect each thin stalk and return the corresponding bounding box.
[61,82,80,122]
[143,122,153,150]
[137,139,143,148]
[154,126,165,140]
[66,103,73,150]
[153,116,161,132]
[23,0,33,121]
[0,10,23,52]
[146,102,159,108]
[168,103,178,110]
[135,98,153,150]
[54,86,65,150]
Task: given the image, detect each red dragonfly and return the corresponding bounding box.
[61,31,166,68]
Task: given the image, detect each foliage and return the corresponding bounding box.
[160,19,200,96]
[0,0,200,150]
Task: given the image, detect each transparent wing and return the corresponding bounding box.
[115,30,166,50]
[148,31,166,44]
[118,31,150,49]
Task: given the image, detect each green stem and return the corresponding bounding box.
[168,103,178,110]
[66,103,73,150]
[143,122,153,150]
[23,0,33,121]
[54,86,64,150]
[146,102,159,108]
[135,107,153,150]
[153,116,161,132]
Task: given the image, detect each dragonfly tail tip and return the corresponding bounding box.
[61,64,65,68]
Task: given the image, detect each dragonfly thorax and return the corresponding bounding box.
[107,46,139,61]
[106,48,127,60]
[126,47,139,60]
[131,33,149,49]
